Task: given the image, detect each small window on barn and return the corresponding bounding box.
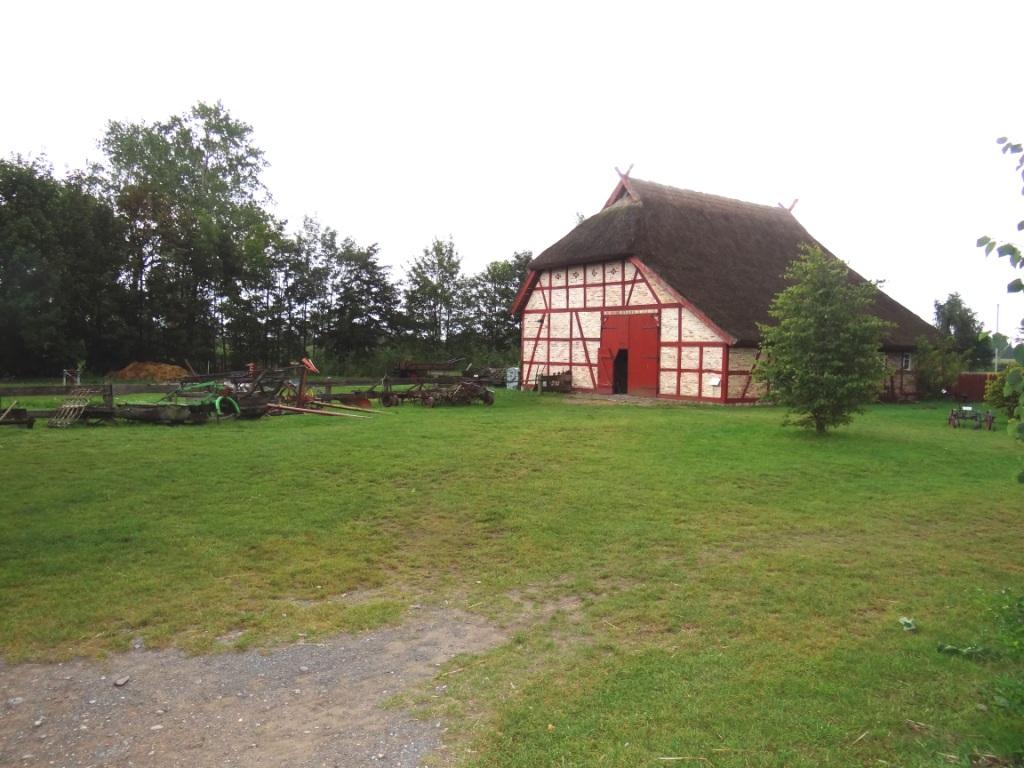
[901,353,912,371]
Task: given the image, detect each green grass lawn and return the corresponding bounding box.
[1,393,1022,766]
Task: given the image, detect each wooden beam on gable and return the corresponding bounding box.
[602,166,639,210]
[509,269,541,317]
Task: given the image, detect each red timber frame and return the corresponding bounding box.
[726,347,762,405]
[516,256,761,403]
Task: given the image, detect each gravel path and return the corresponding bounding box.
[0,607,504,768]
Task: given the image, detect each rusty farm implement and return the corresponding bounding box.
[374,377,495,408]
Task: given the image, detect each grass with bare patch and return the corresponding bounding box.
[1,392,1021,765]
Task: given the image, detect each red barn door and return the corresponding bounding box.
[598,313,659,396]
[597,315,627,393]
[627,314,659,397]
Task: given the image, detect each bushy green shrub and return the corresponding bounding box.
[985,362,1022,417]
[914,335,968,399]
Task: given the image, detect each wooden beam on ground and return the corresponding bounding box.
[269,404,369,419]
[0,400,17,422]
[310,400,384,415]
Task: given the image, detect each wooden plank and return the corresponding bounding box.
[0,383,176,397]
[111,384,179,395]
[270,404,368,419]
[26,407,116,419]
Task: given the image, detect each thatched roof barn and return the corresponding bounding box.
[511,174,933,402]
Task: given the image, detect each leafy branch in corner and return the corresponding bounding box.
[977,136,1023,294]
[977,137,1024,471]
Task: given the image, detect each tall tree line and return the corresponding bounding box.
[0,103,528,377]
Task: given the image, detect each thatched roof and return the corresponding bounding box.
[527,177,935,348]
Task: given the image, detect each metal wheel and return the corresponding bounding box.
[422,396,436,408]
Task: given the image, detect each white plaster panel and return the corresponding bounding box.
[660,346,679,370]
[572,365,595,389]
[623,261,638,281]
[526,290,546,310]
[523,315,544,338]
[549,313,570,338]
[703,347,723,371]
[524,315,546,340]
[605,286,622,307]
[629,282,656,306]
[603,260,624,282]
[680,308,722,342]
[537,270,549,287]
[550,289,568,309]
[646,271,679,304]
[585,264,603,283]
[568,287,584,308]
[679,347,700,369]
[549,341,570,364]
[728,374,749,398]
[550,268,566,287]
[680,372,699,396]
[567,265,585,286]
[578,312,601,338]
[531,341,548,363]
[730,347,758,371]
[659,371,678,396]
[702,373,722,397]
[660,308,679,342]
[585,286,603,308]
[571,341,588,364]
[586,341,601,362]
[521,331,541,357]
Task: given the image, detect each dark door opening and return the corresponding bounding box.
[613,349,629,394]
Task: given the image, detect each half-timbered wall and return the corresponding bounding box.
[882,352,917,401]
[725,347,765,402]
[518,259,919,404]
[520,257,747,402]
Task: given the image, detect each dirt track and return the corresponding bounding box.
[0,608,504,768]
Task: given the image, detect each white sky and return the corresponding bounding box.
[5,1,1024,336]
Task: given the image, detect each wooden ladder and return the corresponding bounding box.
[47,388,99,428]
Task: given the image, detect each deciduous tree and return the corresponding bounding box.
[403,237,466,346]
[463,250,531,361]
[754,245,891,434]
[321,228,399,365]
[912,334,967,399]
[933,293,993,370]
[100,101,271,363]
[0,157,129,375]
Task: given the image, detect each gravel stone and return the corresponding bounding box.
[0,607,503,767]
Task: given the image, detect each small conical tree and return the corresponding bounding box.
[755,244,892,434]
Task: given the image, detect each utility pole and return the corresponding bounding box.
[995,303,1000,372]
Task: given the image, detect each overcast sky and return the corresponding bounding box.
[5,1,1023,336]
